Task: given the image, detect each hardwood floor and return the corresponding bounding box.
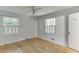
[0,37,78,53]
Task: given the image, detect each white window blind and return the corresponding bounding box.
[45,18,56,34]
[3,17,19,34]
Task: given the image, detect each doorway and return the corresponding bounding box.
[68,12,79,51]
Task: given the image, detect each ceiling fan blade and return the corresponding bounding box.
[27,6,41,15]
[36,8,41,10]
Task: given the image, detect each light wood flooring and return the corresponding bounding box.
[0,37,78,53]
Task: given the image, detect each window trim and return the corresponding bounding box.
[3,16,19,34]
[45,18,56,34]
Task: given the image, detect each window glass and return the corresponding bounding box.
[45,18,56,34]
[3,16,19,34]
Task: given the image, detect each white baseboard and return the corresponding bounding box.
[0,36,36,46]
[38,36,66,46]
[33,34,38,37]
[0,35,66,47]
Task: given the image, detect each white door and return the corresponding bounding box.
[69,12,79,50]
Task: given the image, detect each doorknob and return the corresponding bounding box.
[68,32,71,34]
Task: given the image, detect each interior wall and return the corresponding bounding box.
[37,6,79,46]
[37,15,66,46]
[1,6,79,46]
[55,16,66,46]
[0,10,36,45]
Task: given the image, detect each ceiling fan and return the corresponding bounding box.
[29,6,41,15]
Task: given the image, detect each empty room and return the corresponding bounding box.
[0,6,79,53]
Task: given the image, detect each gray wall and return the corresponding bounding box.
[37,6,79,46]
[37,16,66,46]
[55,16,66,45]
[0,10,36,45]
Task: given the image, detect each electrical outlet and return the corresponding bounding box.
[51,38,55,40]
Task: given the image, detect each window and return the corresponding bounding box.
[3,16,19,34]
[45,18,56,34]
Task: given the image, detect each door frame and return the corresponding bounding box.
[65,15,69,47]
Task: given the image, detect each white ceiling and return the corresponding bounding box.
[0,6,73,16]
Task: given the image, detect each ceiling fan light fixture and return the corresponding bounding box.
[30,6,41,15]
